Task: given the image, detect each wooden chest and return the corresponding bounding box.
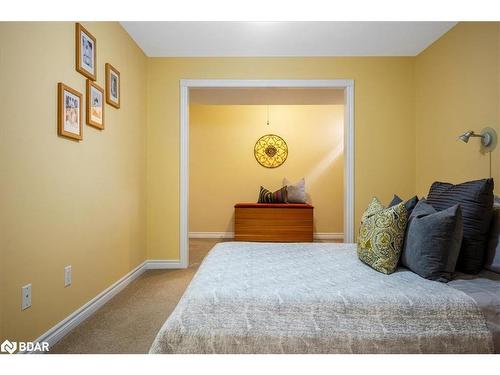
[234,203,314,242]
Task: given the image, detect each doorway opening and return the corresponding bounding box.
[179,80,354,267]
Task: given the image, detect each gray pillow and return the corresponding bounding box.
[389,194,419,216]
[485,203,500,273]
[426,178,494,274]
[283,177,306,203]
[401,199,463,282]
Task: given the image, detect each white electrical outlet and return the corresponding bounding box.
[21,284,31,310]
[64,265,72,287]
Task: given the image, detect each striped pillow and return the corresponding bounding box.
[258,186,287,203]
[426,178,494,274]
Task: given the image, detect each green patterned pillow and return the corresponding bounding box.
[361,197,385,223]
[357,198,408,274]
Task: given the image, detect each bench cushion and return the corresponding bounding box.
[235,203,313,209]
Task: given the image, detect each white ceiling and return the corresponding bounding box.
[190,88,345,105]
[121,21,456,57]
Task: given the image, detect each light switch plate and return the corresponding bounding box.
[21,284,31,310]
[64,265,72,287]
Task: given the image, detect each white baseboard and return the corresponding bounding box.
[146,260,186,269]
[189,231,234,239]
[189,231,344,241]
[23,258,186,353]
[24,260,147,353]
[313,233,344,240]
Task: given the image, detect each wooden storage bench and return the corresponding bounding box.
[234,203,314,242]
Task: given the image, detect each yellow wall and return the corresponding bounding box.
[5,21,499,345]
[415,22,500,196]
[147,57,416,260]
[189,104,344,234]
[0,22,147,342]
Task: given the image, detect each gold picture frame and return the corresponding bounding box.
[105,63,120,109]
[86,79,105,130]
[75,23,96,81]
[58,82,83,141]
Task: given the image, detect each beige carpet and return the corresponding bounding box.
[50,238,339,354]
[50,239,222,354]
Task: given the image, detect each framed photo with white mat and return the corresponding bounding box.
[105,63,120,108]
[86,79,105,130]
[75,23,96,81]
[58,82,82,141]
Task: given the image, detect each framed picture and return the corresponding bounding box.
[58,83,83,141]
[105,63,120,108]
[86,80,105,129]
[76,23,96,81]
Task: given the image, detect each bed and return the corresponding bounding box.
[149,242,497,354]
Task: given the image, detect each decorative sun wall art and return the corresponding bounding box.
[254,134,288,168]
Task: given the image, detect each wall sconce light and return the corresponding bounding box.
[458,127,497,152]
[458,127,497,178]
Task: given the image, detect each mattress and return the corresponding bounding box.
[149,242,494,354]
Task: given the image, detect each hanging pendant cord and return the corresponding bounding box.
[267,105,270,126]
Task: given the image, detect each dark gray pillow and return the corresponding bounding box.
[485,204,500,273]
[401,199,463,282]
[389,194,419,216]
[426,178,494,274]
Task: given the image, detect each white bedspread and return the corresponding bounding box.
[150,242,493,354]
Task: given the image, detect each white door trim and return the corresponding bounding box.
[179,79,355,267]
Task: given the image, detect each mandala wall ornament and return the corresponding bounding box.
[254,134,288,168]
